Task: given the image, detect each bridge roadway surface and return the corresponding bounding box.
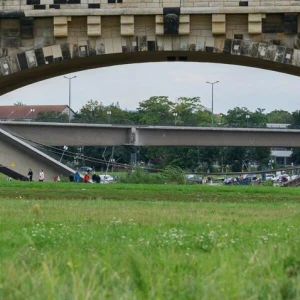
[1,121,300,147]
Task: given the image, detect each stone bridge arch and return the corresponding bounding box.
[2,9,300,94]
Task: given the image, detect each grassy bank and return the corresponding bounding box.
[1,182,300,299]
[1,180,300,202]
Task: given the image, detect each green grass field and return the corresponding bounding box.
[1,181,300,299]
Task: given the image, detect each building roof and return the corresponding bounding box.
[271,150,292,158]
[0,105,71,119]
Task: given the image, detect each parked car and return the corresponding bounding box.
[99,174,115,183]
[265,174,275,180]
[185,174,203,184]
[271,174,290,183]
[242,174,258,181]
[224,177,239,185]
[79,166,93,173]
[290,175,299,181]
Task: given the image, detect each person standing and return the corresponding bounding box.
[69,173,74,182]
[39,169,45,182]
[84,172,90,183]
[74,170,80,183]
[92,172,97,183]
[28,169,33,181]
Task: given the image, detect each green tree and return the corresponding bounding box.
[173,97,201,126]
[221,107,251,127]
[250,108,267,128]
[245,147,271,169]
[173,97,212,126]
[223,147,246,172]
[289,111,300,161]
[124,110,140,125]
[221,107,267,128]
[288,110,300,129]
[137,96,174,125]
[36,111,69,122]
[82,146,133,170]
[266,110,292,124]
[197,147,221,171]
[14,101,26,106]
[76,100,127,124]
[291,148,300,164]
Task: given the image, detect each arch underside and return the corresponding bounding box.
[1,39,300,95]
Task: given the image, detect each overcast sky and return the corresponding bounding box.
[1,62,300,114]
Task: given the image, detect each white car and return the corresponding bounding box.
[271,174,290,183]
[99,175,114,183]
[291,175,299,181]
[266,174,275,180]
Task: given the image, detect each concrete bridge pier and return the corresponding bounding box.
[0,128,75,182]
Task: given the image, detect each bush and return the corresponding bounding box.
[260,180,274,186]
[163,166,185,184]
[119,166,185,184]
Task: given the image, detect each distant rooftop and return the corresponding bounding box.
[0,105,72,119]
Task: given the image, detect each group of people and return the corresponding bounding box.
[27,168,105,183]
[27,169,45,182]
[69,171,102,183]
[69,170,81,183]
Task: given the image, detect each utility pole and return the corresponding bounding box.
[64,75,77,122]
[206,81,219,127]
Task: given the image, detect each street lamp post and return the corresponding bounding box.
[107,110,111,123]
[173,112,178,126]
[206,81,219,127]
[64,75,77,123]
[60,145,68,162]
[246,114,250,127]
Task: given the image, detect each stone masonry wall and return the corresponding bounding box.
[1,14,300,77]
[2,0,300,87]
[3,1,300,14]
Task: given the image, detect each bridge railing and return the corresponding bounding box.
[3,118,294,129]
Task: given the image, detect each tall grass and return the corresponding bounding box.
[0,192,300,299]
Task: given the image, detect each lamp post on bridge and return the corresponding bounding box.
[64,75,77,123]
[173,112,178,126]
[206,81,219,127]
[107,110,111,123]
[246,114,250,127]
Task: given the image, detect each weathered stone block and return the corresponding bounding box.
[179,23,190,35]
[54,16,69,37]
[155,14,164,35]
[212,14,226,35]
[248,14,262,34]
[121,15,134,36]
[249,14,261,22]
[87,16,101,36]
[54,16,68,25]
[212,22,226,35]
[249,22,262,34]
[212,14,225,23]
[121,15,134,25]
[179,14,190,35]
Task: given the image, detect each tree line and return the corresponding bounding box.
[35,96,300,171]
